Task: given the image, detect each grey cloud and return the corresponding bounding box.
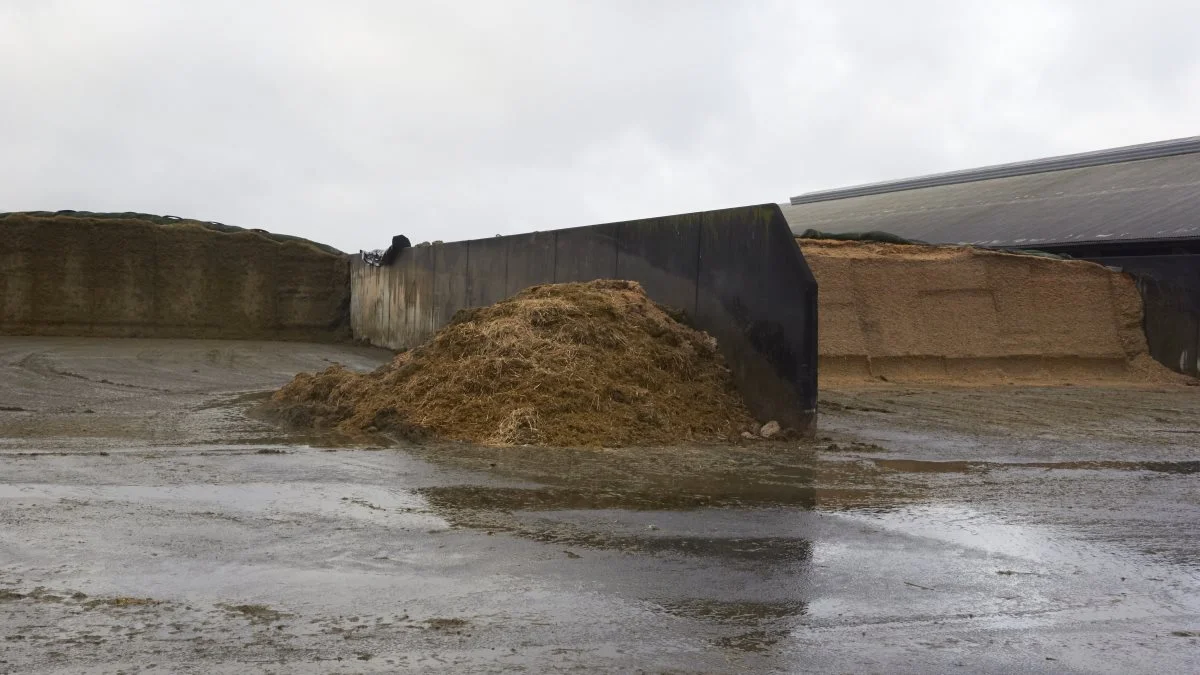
[1,0,1196,252]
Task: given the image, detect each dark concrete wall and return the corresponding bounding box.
[0,214,350,341]
[1089,254,1200,376]
[351,205,819,432]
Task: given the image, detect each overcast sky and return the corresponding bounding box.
[2,1,1196,252]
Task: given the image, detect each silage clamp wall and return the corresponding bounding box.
[350,204,819,432]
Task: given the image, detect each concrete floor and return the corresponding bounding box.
[1,337,1199,673]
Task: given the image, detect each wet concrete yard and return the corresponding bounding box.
[2,337,1199,673]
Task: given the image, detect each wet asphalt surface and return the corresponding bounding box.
[1,337,1199,673]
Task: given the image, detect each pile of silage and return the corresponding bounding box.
[270,280,757,446]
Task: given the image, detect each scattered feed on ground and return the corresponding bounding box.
[218,603,288,624]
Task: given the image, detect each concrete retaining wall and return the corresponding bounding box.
[0,214,350,341]
[351,205,819,432]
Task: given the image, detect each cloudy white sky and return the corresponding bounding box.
[2,0,1196,252]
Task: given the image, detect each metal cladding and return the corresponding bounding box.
[782,136,1200,249]
[350,204,819,434]
[790,136,1200,205]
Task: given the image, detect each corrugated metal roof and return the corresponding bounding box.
[782,137,1200,248]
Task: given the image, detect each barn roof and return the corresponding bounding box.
[781,137,1200,249]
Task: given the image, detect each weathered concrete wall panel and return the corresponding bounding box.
[349,261,387,346]
[0,214,349,341]
[615,219,699,315]
[554,224,618,283]
[433,244,469,327]
[350,205,819,432]
[466,238,508,309]
[698,210,818,420]
[507,232,557,297]
[403,245,436,349]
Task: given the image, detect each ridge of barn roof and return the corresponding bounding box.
[782,136,1200,249]
[790,136,1200,205]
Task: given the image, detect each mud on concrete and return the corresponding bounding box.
[2,336,1200,673]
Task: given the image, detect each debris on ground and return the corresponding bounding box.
[269,280,756,447]
[83,596,161,609]
[218,603,288,624]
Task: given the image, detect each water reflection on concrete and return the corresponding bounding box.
[5,332,1200,672]
[407,442,900,661]
[405,438,1200,670]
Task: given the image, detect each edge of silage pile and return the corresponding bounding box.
[267,279,758,447]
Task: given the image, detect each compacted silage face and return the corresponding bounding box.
[798,239,1175,385]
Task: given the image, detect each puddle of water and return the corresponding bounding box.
[553,532,812,562]
[656,599,807,653]
[420,483,819,512]
[0,482,447,529]
[412,442,927,515]
[653,598,808,623]
[856,457,1200,476]
[872,459,979,473]
[833,502,1200,588]
[1019,460,1200,474]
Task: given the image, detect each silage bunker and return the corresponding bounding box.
[800,238,1181,385]
[0,211,350,341]
[349,204,820,434]
[271,279,758,447]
